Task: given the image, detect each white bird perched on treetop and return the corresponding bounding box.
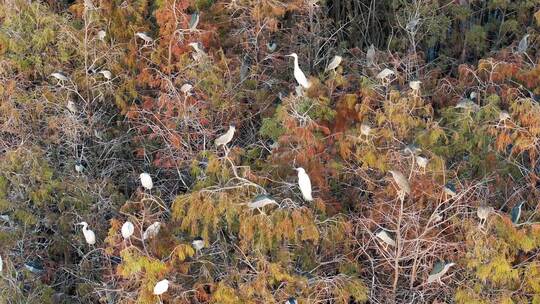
[366,44,376,67]
[192,236,204,251]
[376,68,395,81]
[153,279,169,295]
[409,80,421,91]
[77,222,96,245]
[97,30,106,41]
[285,53,311,89]
[121,221,135,239]
[295,167,313,201]
[50,73,69,84]
[517,34,530,54]
[325,55,342,72]
[67,100,78,113]
[140,173,153,190]
[477,205,494,227]
[388,170,411,196]
[143,221,161,240]
[215,125,235,147]
[427,261,455,284]
[180,83,193,95]
[189,12,200,31]
[375,228,396,247]
[98,70,112,80]
[135,32,153,44]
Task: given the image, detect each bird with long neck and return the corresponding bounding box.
[286,53,311,89]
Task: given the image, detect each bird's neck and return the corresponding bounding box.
[293,57,300,70]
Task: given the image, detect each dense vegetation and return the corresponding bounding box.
[1,0,540,303]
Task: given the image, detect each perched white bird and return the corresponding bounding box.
[295,167,313,201]
[135,32,153,44]
[98,70,112,80]
[325,55,342,72]
[409,80,421,91]
[388,170,411,196]
[153,279,169,295]
[366,44,376,66]
[499,111,510,122]
[0,254,3,272]
[97,30,106,41]
[180,83,193,95]
[517,34,530,54]
[375,228,396,247]
[286,53,311,89]
[215,126,235,147]
[78,222,96,245]
[189,12,200,31]
[121,221,135,239]
[143,221,161,240]
[376,68,395,80]
[360,123,372,136]
[67,100,78,113]
[427,261,455,284]
[192,236,204,251]
[415,155,429,171]
[140,173,153,190]
[75,161,85,173]
[50,72,69,83]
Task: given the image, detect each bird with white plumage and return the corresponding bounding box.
[325,55,342,72]
[98,70,112,80]
[121,221,135,239]
[215,126,235,148]
[77,222,96,245]
[388,170,411,197]
[153,279,169,295]
[295,167,313,201]
[286,53,311,89]
[140,173,153,190]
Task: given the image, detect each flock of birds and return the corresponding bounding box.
[39,27,534,301]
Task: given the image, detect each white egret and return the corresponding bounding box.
[285,53,311,89]
[180,83,193,95]
[366,44,375,66]
[388,170,411,196]
[140,173,153,190]
[376,68,395,81]
[135,32,153,44]
[427,261,455,284]
[375,228,396,247]
[121,221,135,239]
[78,222,96,245]
[477,205,494,227]
[189,12,200,31]
[248,194,279,212]
[97,30,106,41]
[192,236,204,251]
[98,70,112,80]
[0,254,3,272]
[215,125,235,147]
[510,201,525,225]
[295,167,313,201]
[286,298,298,304]
[325,55,342,72]
[143,221,161,240]
[153,279,169,295]
[517,34,530,54]
[67,100,78,113]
